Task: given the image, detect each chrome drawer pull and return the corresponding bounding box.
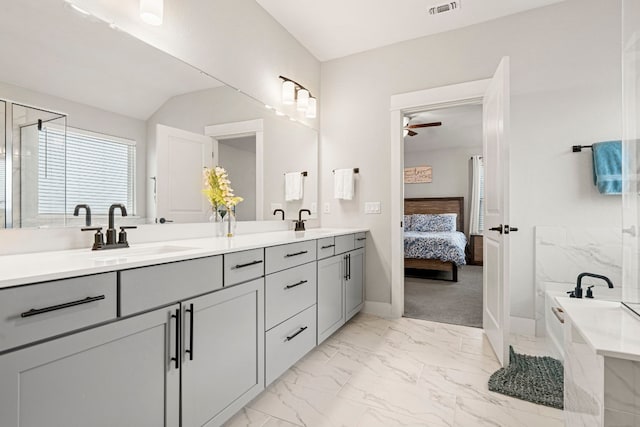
[20,295,106,318]
[285,250,308,258]
[234,260,263,269]
[320,244,335,249]
[285,280,308,290]
[285,326,308,342]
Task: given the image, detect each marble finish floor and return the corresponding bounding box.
[224,313,565,427]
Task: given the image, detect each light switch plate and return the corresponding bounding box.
[365,202,381,214]
[270,203,283,211]
[323,203,331,214]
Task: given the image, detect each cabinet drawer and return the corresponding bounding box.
[317,237,336,260]
[354,232,367,249]
[335,234,355,254]
[119,256,222,316]
[265,240,316,275]
[265,304,317,385]
[265,262,317,330]
[0,272,116,353]
[224,249,265,286]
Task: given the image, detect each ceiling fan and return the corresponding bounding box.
[404,120,442,137]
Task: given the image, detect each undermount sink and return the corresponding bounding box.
[91,245,197,263]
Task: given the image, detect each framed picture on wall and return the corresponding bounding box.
[404,166,432,183]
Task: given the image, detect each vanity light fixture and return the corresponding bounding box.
[279,76,317,119]
[140,0,164,26]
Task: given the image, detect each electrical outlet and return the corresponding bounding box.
[270,203,282,212]
[364,202,381,214]
[310,202,317,213]
[323,203,331,214]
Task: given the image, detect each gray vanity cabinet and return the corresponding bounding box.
[0,304,180,427]
[345,247,365,321]
[318,242,366,344]
[181,278,264,427]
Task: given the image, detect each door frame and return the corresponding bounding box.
[204,119,264,220]
[389,79,491,319]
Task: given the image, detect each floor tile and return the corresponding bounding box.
[453,396,565,427]
[223,408,271,427]
[280,359,351,393]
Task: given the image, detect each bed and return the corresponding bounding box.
[404,197,467,282]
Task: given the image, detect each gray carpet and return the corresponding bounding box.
[488,346,564,409]
[404,265,483,328]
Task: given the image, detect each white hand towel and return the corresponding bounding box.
[334,169,354,200]
[285,172,304,201]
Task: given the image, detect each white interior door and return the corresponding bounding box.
[156,124,213,223]
[483,57,511,367]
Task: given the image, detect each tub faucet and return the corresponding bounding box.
[73,204,91,226]
[568,272,614,298]
[294,209,311,231]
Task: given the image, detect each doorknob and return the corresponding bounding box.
[159,217,174,224]
[489,225,503,234]
[504,225,518,234]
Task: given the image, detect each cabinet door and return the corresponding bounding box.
[0,306,180,427]
[345,248,365,321]
[181,278,264,427]
[317,254,345,344]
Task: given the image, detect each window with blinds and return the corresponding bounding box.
[38,126,135,215]
[478,158,485,232]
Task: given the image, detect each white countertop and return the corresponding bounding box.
[555,296,640,361]
[0,228,367,289]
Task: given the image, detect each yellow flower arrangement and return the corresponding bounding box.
[202,166,243,214]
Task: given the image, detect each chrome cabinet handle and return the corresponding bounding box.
[234,260,263,269]
[285,280,308,290]
[20,295,105,318]
[285,326,308,342]
[285,250,308,258]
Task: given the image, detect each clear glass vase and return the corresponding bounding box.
[209,207,226,237]
[225,208,237,237]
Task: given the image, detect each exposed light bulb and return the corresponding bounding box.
[282,81,295,105]
[296,89,309,111]
[140,0,163,25]
[305,97,317,119]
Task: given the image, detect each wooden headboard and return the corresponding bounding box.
[404,197,464,232]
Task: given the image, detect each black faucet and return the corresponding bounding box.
[568,272,614,298]
[73,204,91,226]
[81,203,136,250]
[294,209,311,231]
[273,209,285,220]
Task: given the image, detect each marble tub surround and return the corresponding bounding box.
[225,314,564,427]
[535,225,622,336]
[0,228,367,288]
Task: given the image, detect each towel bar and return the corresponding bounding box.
[572,145,593,152]
[332,168,359,174]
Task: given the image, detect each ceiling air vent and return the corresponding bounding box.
[429,1,460,15]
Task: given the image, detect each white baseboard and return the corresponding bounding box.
[510,316,536,336]
[362,301,394,318]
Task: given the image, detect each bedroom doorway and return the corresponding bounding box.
[402,104,485,328]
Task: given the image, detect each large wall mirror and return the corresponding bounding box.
[0,0,318,229]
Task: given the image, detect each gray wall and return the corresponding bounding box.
[404,146,482,237]
[320,0,622,318]
[219,137,257,221]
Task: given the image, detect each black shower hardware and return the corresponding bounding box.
[273,209,285,220]
[567,272,614,298]
[73,204,92,226]
[294,209,311,231]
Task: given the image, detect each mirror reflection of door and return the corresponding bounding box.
[216,136,257,221]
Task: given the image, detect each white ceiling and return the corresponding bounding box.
[0,0,222,120]
[404,103,482,153]
[256,0,564,61]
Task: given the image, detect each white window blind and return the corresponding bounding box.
[38,127,135,215]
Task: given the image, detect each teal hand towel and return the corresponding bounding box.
[592,140,622,195]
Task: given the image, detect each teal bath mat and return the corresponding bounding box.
[488,346,564,409]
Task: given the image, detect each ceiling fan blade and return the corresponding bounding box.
[407,130,418,137]
[406,121,442,129]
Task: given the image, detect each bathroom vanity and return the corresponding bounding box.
[0,228,366,427]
